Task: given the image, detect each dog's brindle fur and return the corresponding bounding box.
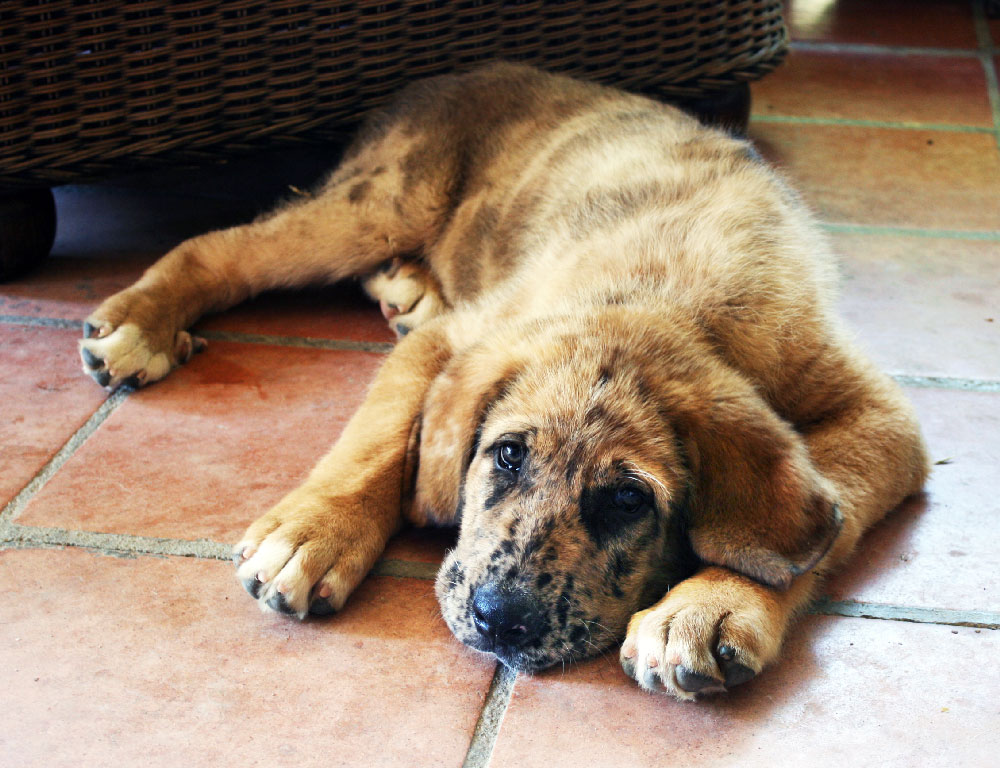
[79,63,929,700]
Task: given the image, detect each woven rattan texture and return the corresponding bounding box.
[1,0,786,188]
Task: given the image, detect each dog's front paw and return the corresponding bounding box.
[79,293,205,389]
[619,567,787,701]
[232,490,384,618]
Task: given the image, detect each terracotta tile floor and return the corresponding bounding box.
[2,2,998,765]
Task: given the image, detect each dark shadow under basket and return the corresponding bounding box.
[0,0,787,189]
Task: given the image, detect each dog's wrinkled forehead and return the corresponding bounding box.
[474,355,685,492]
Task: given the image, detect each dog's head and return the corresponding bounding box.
[418,309,840,671]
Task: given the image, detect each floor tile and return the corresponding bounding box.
[753,51,993,126]
[784,0,978,48]
[1,257,393,346]
[0,255,150,321]
[0,325,108,507]
[195,284,395,344]
[16,341,385,544]
[834,233,1000,380]
[26,185,394,342]
[749,123,1000,231]
[826,387,1000,612]
[0,548,494,768]
[382,525,457,564]
[492,615,999,768]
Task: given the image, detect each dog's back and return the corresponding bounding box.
[340,62,841,422]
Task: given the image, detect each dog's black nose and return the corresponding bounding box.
[471,582,541,649]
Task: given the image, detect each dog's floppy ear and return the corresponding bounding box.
[412,344,522,524]
[675,385,842,591]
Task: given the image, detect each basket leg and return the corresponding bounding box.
[0,188,57,282]
[675,82,752,136]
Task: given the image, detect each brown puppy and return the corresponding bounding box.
[79,63,929,700]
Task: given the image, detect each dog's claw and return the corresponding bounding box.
[620,654,637,680]
[242,574,265,599]
[81,347,103,369]
[266,590,296,615]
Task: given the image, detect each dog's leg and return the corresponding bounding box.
[622,363,929,700]
[78,144,451,389]
[232,319,453,617]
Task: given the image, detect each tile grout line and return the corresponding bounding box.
[819,222,1000,240]
[753,114,998,134]
[11,313,1000,393]
[461,664,517,768]
[891,374,1000,393]
[197,329,395,354]
[370,558,443,581]
[6,336,1000,399]
[0,315,80,330]
[1,525,231,560]
[0,388,129,533]
[972,0,1000,152]
[811,598,999,630]
[0,524,441,579]
[5,520,998,632]
[789,40,999,58]
[0,315,395,354]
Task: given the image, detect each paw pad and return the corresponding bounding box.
[675,666,725,694]
[308,596,336,616]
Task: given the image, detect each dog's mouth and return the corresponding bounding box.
[457,626,585,672]
[439,581,618,672]
[462,632,549,671]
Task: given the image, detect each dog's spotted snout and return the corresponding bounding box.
[471,582,542,649]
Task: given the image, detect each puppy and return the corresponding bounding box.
[79,63,928,700]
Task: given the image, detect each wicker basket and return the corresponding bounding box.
[1,0,786,190]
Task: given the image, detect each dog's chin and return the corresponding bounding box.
[477,643,560,672]
[456,630,571,672]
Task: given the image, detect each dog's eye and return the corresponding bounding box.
[495,441,525,473]
[614,485,649,514]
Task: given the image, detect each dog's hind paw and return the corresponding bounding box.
[619,567,787,701]
[362,258,446,338]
